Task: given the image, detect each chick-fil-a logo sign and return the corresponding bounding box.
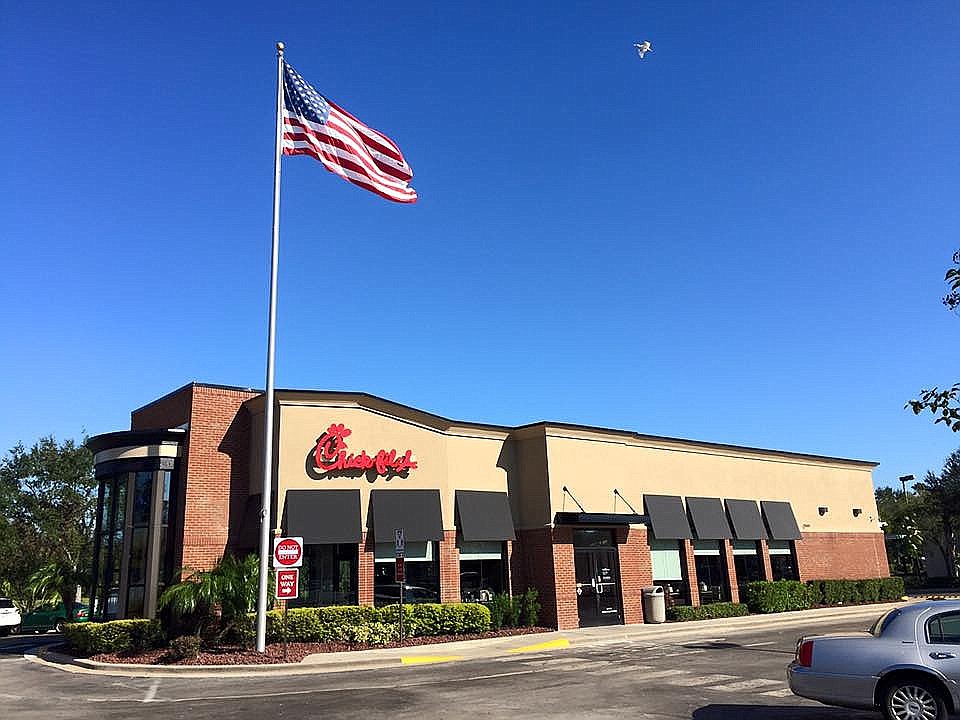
[313,423,418,477]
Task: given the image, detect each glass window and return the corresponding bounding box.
[160,471,171,525]
[928,613,960,645]
[733,541,762,593]
[374,541,439,606]
[573,529,615,548]
[693,541,727,604]
[650,540,683,581]
[870,608,902,637]
[650,539,688,608]
[768,540,798,581]
[132,471,153,526]
[94,473,128,621]
[126,585,144,618]
[128,528,149,585]
[290,544,358,607]
[459,541,505,602]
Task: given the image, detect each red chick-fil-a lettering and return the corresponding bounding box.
[314,423,418,476]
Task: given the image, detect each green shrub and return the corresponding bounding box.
[807,578,902,605]
[742,581,813,613]
[266,603,489,643]
[666,602,749,622]
[64,619,163,655]
[880,576,905,601]
[817,579,859,605]
[168,635,200,661]
[485,593,515,630]
[517,588,541,627]
[345,622,399,645]
[857,579,882,604]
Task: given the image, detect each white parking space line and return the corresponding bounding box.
[760,687,795,698]
[544,660,613,672]
[143,679,160,703]
[743,641,777,647]
[602,664,655,675]
[633,669,692,682]
[666,674,739,687]
[715,678,783,692]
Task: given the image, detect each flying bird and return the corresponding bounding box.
[634,41,652,59]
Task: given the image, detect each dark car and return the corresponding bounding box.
[20,602,89,634]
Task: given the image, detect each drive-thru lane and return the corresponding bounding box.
[1,615,887,719]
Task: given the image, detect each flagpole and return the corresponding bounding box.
[255,40,285,654]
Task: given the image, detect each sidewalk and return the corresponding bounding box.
[30,601,906,678]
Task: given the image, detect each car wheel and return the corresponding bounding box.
[883,678,948,720]
[10,625,20,635]
[54,620,65,634]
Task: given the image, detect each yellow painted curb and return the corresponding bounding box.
[400,655,464,665]
[507,638,570,654]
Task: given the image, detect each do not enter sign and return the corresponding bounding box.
[273,536,303,568]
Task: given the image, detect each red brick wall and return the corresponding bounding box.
[722,540,740,604]
[514,528,559,627]
[359,532,374,605]
[682,539,701,606]
[179,385,258,572]
[617,526,652,624]
[552,526,578,630]
[795,532,889,580]
[440,530,460,603]
[760,541,774,580]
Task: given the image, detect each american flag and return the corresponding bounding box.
[281,62,417,203]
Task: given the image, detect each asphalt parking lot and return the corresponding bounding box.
[0,615,887,720]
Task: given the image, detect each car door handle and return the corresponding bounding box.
[930,652,956,660]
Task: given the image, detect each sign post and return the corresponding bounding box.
[272,536,302,660]
[395,528,405,643]
[274,567,299,661]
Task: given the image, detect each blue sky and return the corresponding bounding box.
[2,1,959,489]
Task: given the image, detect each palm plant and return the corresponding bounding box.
[158,554,263,643]
[27,562,84,619]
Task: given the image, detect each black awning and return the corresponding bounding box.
[643,494,693,540]
[553,512,648,526]
[455,490,515,541]
[761,500,802,540]
[725,499,768,540]
[236,494,261,551]
[686,497,733,540]
[282,489,362,544]
[370,489,443,543]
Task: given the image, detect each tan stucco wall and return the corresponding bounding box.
[273,400,510,530]
[537,429,881,534]
[261,393,881,538]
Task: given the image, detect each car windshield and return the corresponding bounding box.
[869,608,901,636]
[0,599,14,609]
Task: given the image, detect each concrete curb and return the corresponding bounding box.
[26,600,909,678]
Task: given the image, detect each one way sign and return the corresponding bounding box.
[275,568,299,600]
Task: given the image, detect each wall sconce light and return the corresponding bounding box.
[852,508,862,517]
[818,506,828,516]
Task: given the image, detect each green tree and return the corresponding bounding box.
[0,436,96,615]
[158,554,264,645]
[907,251,960,429]
[875,487,925,576]
[914,449,960,579]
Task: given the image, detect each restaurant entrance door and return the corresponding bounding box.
[573,529,622,627]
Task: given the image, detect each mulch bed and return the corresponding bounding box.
[63,626,552,666]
